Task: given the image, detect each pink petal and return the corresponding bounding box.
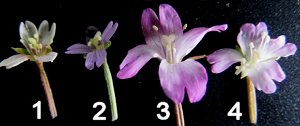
[117,45,160,79]
[264,61,286,82]
[159,59,208,103]
[159,4,182,35]
[248,60,285,94]
[248,69,277,94]
[273,43,297,57]
[207,48,242,73]
[175,24,228,62]
[158,59,185,103]
[65,43,92,54]
[255,22,268,36]
[237,23,256,56]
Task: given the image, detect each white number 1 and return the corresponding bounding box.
[227,102,242,120]
[33,101,41,119]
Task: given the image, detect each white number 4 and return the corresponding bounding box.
[227,102,242,120]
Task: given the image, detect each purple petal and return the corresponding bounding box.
[117,45,160,79]
[141,8,165,56]
[273,43,297,57]
[207,48,242,73]
[175,24,228,62]
[101,21,118,43]
[65,43,92,54]
[158,59,185,103]
[183,59,208,103]
[159,59,208,103]
[0,54,29,69]
[85,52,97,70]
[95,50,106,68]
[159,4,182,35]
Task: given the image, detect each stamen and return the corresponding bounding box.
[249,42,255,49]
[152,25,158,32]
[34,33,39,39]
[183,24,187,30]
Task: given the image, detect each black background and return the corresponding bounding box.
[0,0,299,125]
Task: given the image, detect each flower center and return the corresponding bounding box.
[28,33,44,56]
[161,34,176,64]
[235,32,271,78]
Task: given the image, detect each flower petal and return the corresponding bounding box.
[19,22,29,40]
[273,43,297,57]
[207,48,242,73]
[158,59,185,103]
[36,52,58,62]
[95,50,106,68]
[183,59,208,103]
[175,24,228,61]
[102,21,118,43]
[248,67,277,94]
[264,61,286,82]
[158,59,208,103]
[237,23,256,56]
[141,8,165,56]
[159,4,182,35]
[38,20,56,45]
[25,20,38,37]
[85,52,97,70]
[117,45,160,79]
[65,43,92,54]
[0,54,29,69]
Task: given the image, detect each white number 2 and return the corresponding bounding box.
[93,102,106,120]
[33,101,41,119]
[227,102,242,120]
[157,102,170,120]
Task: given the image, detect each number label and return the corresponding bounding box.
[93,102,106,120]
[33,101,41,119]
[227,102,242,120]
[157,102,170,120]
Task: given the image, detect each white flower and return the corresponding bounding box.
[0,20,57,69]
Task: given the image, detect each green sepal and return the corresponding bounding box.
[105,41,112,49]
[11,47,29,55]
[46,46,53,54]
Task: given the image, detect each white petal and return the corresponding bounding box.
[36,52,58,62]
[0,54,29,69]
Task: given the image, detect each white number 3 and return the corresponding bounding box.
[157,101,170,120]
[227,102,242,120]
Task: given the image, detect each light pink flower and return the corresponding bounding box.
[207,22,297,94]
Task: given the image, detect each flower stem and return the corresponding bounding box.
[174,103,185,126]
[36,61,57,119]
[247,77,257,124]
[103,58,118,121]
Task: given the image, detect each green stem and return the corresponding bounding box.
[174,103,185,126]
[103,58,118,121]
[247,77,257,124]
[36,61,57,119]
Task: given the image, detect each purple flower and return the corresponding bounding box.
[65,21,118,70]
[117,4,227,103]
[207,22,297,94]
